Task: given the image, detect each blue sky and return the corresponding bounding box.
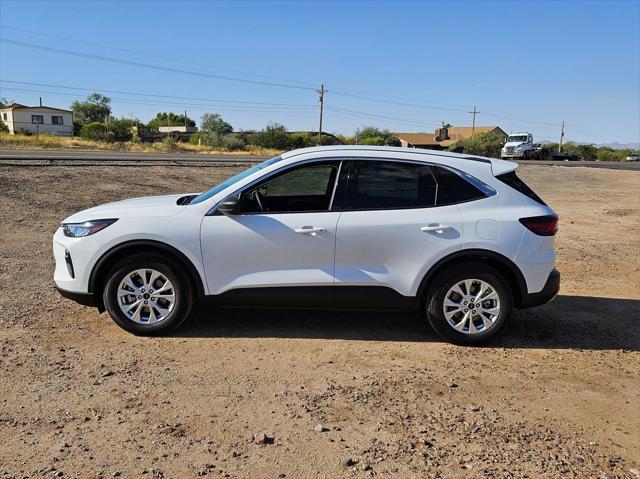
[0,0,638,144]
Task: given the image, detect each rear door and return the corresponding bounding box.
[333,159,463,303]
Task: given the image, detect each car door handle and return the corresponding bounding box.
[294,227,325,235]
[420,225,454,233]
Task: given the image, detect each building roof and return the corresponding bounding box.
[1,103,72,113]
[393,132,439,145]
[394,126,507,147]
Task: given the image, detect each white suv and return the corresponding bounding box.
[53,146,559,345]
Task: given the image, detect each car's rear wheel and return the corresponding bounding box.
[103,254,194,335]
[425,262,512,345]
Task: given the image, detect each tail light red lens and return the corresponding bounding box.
[519,215,558,236]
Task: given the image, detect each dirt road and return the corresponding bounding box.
[0,164,638,478]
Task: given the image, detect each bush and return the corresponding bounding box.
[256,123,290,150]
[0,119,8,133]
[360,137,386,146]
[157,136,177,152]
[16,128,33,136]
[221,133,246,151]
[354,125,400,146]
[79,122,108,141]
[190,131,223,147]
[448,132,504,158]
[108,118,134,142]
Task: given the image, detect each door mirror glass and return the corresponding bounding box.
[217,195,241,215]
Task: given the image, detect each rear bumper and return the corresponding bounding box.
[519,269,560,308]
[55,285,97,308]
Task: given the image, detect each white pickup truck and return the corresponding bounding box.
[501,132,548,160]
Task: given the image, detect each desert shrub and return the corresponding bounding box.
[0,120,8,133]
[221,133,246,151]
[79,122,108,141]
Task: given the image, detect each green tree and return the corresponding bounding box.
[147,112,196,132]
[201,113,233,135]
[71,92,111,125]
[448,131,505,158]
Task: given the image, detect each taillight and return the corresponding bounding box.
[519,215,558,236]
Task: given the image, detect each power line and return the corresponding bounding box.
[0,38,317,92]
[0,24,317,89]
[326,106,442,129]
[330,89,469,113]
[0,87,318,113]
[0,80,315,108]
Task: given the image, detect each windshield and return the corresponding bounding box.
[507,135,528,143]
[189,156,283,205]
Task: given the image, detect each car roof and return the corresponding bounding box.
[280,145,517,176]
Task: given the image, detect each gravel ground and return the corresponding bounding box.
[0,163,638,479]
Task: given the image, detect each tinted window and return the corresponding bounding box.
[31,115,44,124]
[496,171,546,205]
[242,162,339,213]
[52,116,64,125]
[432,166,487,205]
[345,161,437,210]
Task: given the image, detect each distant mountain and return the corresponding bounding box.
[595,142,640,150]
[536,140,640,150]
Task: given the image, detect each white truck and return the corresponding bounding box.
[501,132,549,160]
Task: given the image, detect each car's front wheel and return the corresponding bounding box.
[425,262,512,345]
[102,254,194,335]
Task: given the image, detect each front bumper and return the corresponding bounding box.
[55,285,97,307]
[519,269,560,308]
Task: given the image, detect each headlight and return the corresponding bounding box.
[62,218,118,237]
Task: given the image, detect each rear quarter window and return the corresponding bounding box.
[496,171,547,205]
[432,166,488,206]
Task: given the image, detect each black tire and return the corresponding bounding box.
[102,254,194,335]
[424,262,512,345]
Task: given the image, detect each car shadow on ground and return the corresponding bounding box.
[176,295,639,351]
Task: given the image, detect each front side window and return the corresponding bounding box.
[344,160,437,210]
[31,115,44,124]
[241,161,339,213]
[189,156,284,205]
[52,116,64,125]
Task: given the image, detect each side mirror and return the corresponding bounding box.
[217,195,241,215]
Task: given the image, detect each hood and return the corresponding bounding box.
[504,141,527,147]
[62,193,193,223]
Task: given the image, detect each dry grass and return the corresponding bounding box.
[0,133,280,156]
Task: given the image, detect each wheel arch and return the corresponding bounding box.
[417,249,527,308]
[89,240,206,312]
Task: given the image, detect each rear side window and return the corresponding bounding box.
[431,166,487,205]
[345,161,437,210]
[496,171,546,205]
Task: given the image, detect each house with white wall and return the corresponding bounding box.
[0,103,73,136]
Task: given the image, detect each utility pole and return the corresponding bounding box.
[317,84,326,146]
[184,109,187,128]
[469,106,479,136]
[559,121,565,152]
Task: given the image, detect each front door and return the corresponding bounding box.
[200,160,342,307]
